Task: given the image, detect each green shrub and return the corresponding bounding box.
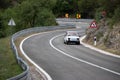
[0,0,57,38]
[107,7,120,28]
[112,7,120,23]
[95,7,105,22]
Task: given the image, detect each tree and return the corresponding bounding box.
[53,0,69,17]
[78,0,98,18]
[0,0,11,9]
[0,0,57,38]
[97,0,120,17]
[15,0,56,29]
[0,13,5,38]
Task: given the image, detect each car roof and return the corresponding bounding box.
[66,31,79,33]
[66,31,78,33]
[66,31,79,36]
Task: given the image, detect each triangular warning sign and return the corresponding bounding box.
[89,21,97,28]
[8,18,16,26]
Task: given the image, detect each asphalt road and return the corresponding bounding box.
[22,21,120,80]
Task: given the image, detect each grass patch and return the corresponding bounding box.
[0,37,23,80]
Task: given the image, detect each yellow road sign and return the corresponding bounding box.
[65,13,69,18]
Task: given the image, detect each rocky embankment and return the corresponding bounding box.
[85,19,120,55]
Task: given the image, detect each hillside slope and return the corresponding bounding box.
[85,19,120,55]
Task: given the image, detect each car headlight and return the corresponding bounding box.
[77,38,79,41]
[68,38,70,41]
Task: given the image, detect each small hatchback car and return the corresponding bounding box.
[64,31,80,45]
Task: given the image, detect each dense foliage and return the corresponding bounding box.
[0,0,57,38]
[0,0,120,38]
[53,0,98,18]
[53,0,120,19]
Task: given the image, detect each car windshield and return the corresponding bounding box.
[67,31,78,36]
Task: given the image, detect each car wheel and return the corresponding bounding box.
[66,41,69,45]
[77,42,80,45]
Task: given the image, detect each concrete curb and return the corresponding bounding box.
[80,35,120,58]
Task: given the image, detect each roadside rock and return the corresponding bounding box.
[85,19,120,54]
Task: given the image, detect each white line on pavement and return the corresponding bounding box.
[19,29,75,80]
[80,35,120,58]
[49,34,120,76]
[20,32,52,80]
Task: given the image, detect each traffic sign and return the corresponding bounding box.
[65,13,69,18]
[8,18,16,26]
[76,14,81,19]
[89,21,97,28]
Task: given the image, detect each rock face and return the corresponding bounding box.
[107,26,120,49]
[85,19,120,54]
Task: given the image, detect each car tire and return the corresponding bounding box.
[76,42,80,45]
[66,41,69,45]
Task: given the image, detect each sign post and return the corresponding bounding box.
[76,14,81,19]
[8,18,16,35]
[89,21,97,28]
[94,36,97,46]
[8,18,16,26]
[89,21,98,46]
[65,13,69,18]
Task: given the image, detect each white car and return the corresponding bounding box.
[64,31,80,45]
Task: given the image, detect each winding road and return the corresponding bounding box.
[21,19,120,80]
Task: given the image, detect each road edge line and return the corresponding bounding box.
[49,34,120,76]
[80,35,120,58]
[20,33,52,80]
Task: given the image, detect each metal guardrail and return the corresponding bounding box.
[8,26,75,80]
[56,18,93,23]
[8,33,29,80]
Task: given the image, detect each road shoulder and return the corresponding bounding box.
[80,35,120,58]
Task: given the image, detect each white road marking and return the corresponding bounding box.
[49,34,120,76]
[80,35,120,58]
[19,29,76,80]
[20,32,53,80]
